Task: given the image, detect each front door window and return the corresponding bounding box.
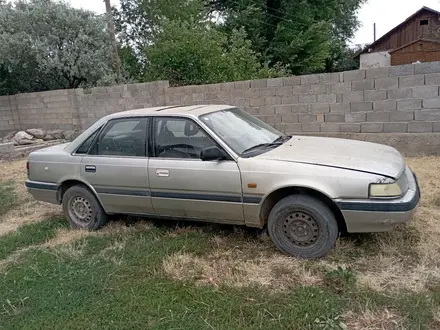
[154,117,217,159]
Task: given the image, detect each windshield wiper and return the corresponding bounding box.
[242,142,283,154]
[241,135,291,155]
[272,135,292,144]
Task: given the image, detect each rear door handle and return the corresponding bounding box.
[156,169,169,177]
[85,165,96,173]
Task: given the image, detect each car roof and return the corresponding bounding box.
[108,104,237,119]
[64,104,237,154]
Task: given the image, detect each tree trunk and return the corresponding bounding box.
[104,0,122,80]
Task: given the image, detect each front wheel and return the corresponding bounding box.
[267,195,338,259]
[62,185,108,230]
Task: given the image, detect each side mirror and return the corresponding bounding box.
[200,146,227,161]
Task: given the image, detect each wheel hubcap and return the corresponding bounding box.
[283,212,319,246]
[69,196,93,225]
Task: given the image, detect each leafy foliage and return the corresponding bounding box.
[115,0,365,83]
[119,45,146,82]
[120,0,290,85]
[325,42,364,73]
[324,266,357,293]
[211,0,367,75]
[115,0,208,51]
[0,0,115,95]
[0,0,366,93]
[314,315,348,330]
[144,19,229,86]
[142,0,289,86]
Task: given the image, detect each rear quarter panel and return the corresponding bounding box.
[28,147,83,186]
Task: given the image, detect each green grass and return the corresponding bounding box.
[0,219,438,330]
[0,180,18,216]
[0,216,67,259]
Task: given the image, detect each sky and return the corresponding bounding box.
[68,0,440,45]
[354,0,440,45]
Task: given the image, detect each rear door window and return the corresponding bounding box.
[89,118,148,157]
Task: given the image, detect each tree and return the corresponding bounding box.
[104,0,122,80]
[144,19,230,86]
[210,0,367,75]
[117,0,289,85]
[324,41,364,73]
[115,0,216,82]
[116,0,366,79]
[115,0,208,51]
[119,45,146,82]
[0,0,115,95]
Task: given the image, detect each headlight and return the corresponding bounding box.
[369,183,402,197]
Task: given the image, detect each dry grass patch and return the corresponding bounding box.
[163,246,320,290]
[0,247,31,273]
[407,157,440,209]
[41,228,95,248]
[162,157,440,294]
[351,204,440,292]
[343,308,405,330]
[165,225,200,237]
[432,308,440,329]
[101,220,153,235]
[355,255,440,293]
[49,240,89,260]
[315,157,440,293]
[0,221,151,269]
[97,239,127,265]
[0,159,62,236]
[0,228,92,271]
[40,220,152,248]
[0,202,61,236]
[161,157,440,294]
[2,156,440,295]
[1,159,29,201]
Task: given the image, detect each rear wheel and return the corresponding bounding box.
[62,185,108,230]
[267,195,338,259]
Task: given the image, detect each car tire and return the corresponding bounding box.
[62,185,108,230]
[267,194,338,259]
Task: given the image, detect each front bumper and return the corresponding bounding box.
[25,180,60,204]
[336,166,420,233]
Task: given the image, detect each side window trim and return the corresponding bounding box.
[147,116,154,157]
[73,124,104,155]
[87,116,149,158]
[151,116,231,160]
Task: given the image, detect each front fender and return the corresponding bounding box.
[261,180,338,202]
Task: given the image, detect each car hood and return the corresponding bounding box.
[258,136,404,179]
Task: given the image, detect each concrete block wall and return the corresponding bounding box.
[0,95,19,133]
[164,62,440,135]
[76,80,168,129]
[11,89,79,131]
[0,81,169,134]
[2,62,440,138]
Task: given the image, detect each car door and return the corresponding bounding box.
[148,116,244,223]
[79,116,154,215]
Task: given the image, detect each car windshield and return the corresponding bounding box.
[199,108,285,156]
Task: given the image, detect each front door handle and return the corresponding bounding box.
[156,169,169,177]
[85,165,96,173]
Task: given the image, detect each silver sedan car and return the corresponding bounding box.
[25,105,420,258]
